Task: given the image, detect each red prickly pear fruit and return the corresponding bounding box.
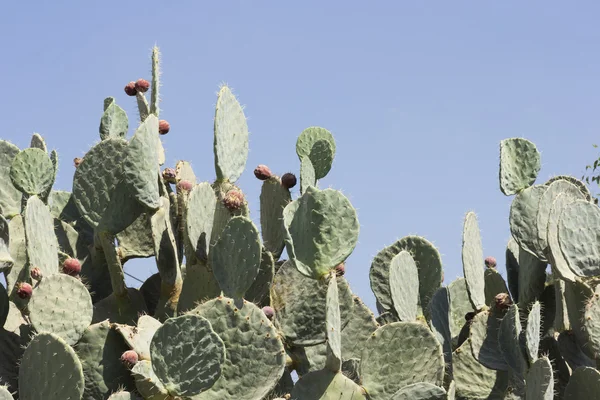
[223,190,245,211]
[73,157,83,168]
[254,165,272,180]
[30,267,43,281]
[16,282,32,299]
[494,293,513,310]
[135,79,150,93]
[485,256,497,269]
[158,120,170,135]
[62,258,82,276]
[281,173,297,189]
[124,82,137,96]
[262,306,275,321]
[162,168,177,184]
[335,262,345,276]
[177,180,193,193]
[120,350,139,369]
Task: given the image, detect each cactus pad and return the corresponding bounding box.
[28,273,93,345]
[259,177,291,258]
[547,193,584,282]
[525,356,553,400]
[558,200,600,277]
[498,304,527,377]
[123,114,161,210]
[131,360,170,400]
[283,186,359,279]
[18,332,85,400]
[9,148,54,195]
[24,196,59,277]
[213,86,249,183]
[0,215,13,274]
[209,216,261,300]
[0,140,21,217]
[100,100,128,140]
[526,301,541,362]
[0,387,12,400]
[391,383,446,400]
[452,340,508,399]
[325,275,342,371]
[300,156,316,194]
[462,211,486,310]
[186,182,217,260]
[389,250,419,321]
[469,309,508,371]
[360,321,444,399]
[509,185,548,260]
[150,314,225,397]
[296,127,336,180]
[499,138,541,196]
[291,370,366,399]
[341,296,379,360]
[564,366,600,399]
[115,315,162,361]
[189,297,286,400]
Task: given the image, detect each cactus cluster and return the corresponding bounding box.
[0,47,599,400]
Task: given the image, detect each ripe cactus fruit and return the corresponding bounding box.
[223,189,245,211]
[62,258,82,276]
[30,267,42,280]
[281,172,297,189]
[162,167,177,184]
[158,120,170,135]
[124,81,137,96]
[135,79,150,93]
[120,350,139,369]
[73,157,82,168]
[494,293,512,310]
[484,256,497,268]
[16,282,32,299]
[254,164,273,180]
[262,306,275,320]
[177,180,193,192]
[335,262,345,276]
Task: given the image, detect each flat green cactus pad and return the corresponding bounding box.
[115,315,162,361]
[389,250,419,321]
[325,275,342,372]
[176,160,197,184]
[300,156,316,194]
[0,386,13,400]
[24,196,59,277]
[271,260,354,346]
[525,356,553,400]
[123,114,161,210]
[283,186,359,279]
[72,138,128,227]
[525,301,541,362]
[186,182,217,260]
[0,215,13,274]
[452,340,508,399]
[564,366,600,400]
[462,211,486,310]
[131,360,170,400]
[260,176,291,259]
[209,216,261,300]
[469,309,508,371]
[428,287,452,372]
[341,296,379,360]
[547,193,584,282]
[0,285,7,328]
[447,277,475,347]
[391,383,446,400]
[558,199,600,277]
[100,99,128,140]
[583,285,600,357]
[296,127,336,180]
[189,297,286,400]
[484,268,509,306]
[28,273,93,345]
[370,235,443,318]
[5,216,27,305]
[9,148,54,195]
[150,314,225,397]
[291,370,366,400]
[499,138,541,196]
[76,320,135,398]
[245,249,275,307]
[0,141,21,217]
[498,304,527,378]
[509,185,548,261]
[213,86,249,183]
[18,332,85,400]
[360,321,445,399]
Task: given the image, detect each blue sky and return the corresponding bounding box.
[2,2,600,312]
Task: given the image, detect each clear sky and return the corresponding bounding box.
[2,2,600,312]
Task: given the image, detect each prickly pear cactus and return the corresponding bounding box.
[1,48,599,400]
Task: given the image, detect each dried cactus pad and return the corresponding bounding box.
[213,85,249,183]
[499,138,541,196]
[24,195,59,277]
[558,200,600,277]
[360,321,445,399]
[296,127,336,180]
[18,332,85,400]
[28,273,93,345]
[150,314,225,397]
[189,297,286,400]
[9,148,54,195]
[209,216,262,300]
[283,186,359,279]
